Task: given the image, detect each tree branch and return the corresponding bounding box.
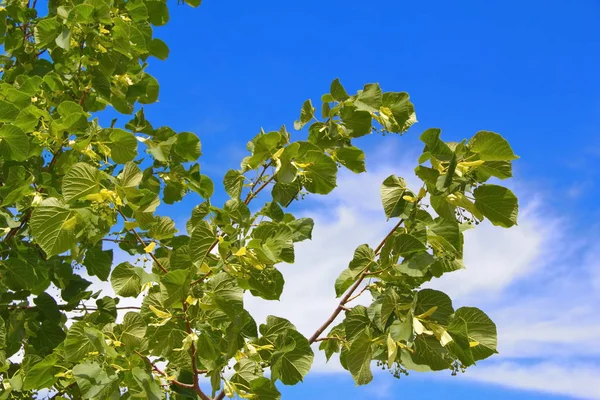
[244,171,275,205]
[308,219,404,344]
[244,161,273,203]
[182,302,211,400]
[214,390,226,400]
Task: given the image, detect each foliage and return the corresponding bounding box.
[0,0,519,399]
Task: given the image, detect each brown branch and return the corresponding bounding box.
[181,302,211,400]
[244,172,275,205]
[118,209,168,274]
[308,219,404,344]
[215,390,226,400]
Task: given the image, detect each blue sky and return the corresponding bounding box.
[104,0,600,398]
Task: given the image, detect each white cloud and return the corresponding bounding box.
[467,361,600,400]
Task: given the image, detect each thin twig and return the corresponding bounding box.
[244,175,275,205]
[134,351,195,390]
[244,161,273,203]
[344,284,371,304]
[313,337,343,343]
[308,219,404,344]
[118,209,168,274]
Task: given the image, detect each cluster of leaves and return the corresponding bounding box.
[0,0,519,399]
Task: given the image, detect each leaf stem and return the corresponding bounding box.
[117,209,168,274]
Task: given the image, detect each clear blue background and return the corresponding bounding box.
[116,0,599,398]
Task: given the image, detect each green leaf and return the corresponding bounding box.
[0,100,20,122]
[449,307,497,362]
[344,306,371,342]
[414,289,454,325]
[346,332,373,385]
[348,244,375,271]
[55,27,71,50]
[411,335,451,371]
[430,194,456,220]
[396,252,435,277]
[69,4,95,22]
[469,131,518,161]
[420,128,453,161]
[330,78,349,101]
[119,162,143,188]
[174,131,201,161]
[287,217,313,241]
[340,106,372,137]
[249,377,281,400]
[188,173,214,199]
[125,0,149,22]
[110,262,142,298]
[23,354,59,390]
[146,321,186,358]
[223,169,245,199]
[270,330,314,385]
[109,129,138,163]
[477,160,513,180]
[209,273,244,318]
[149,38,170,60]
[380,289,401,328]
[381,92,416,133]
[294,99,315,130]
[132,367,162,400]
[73,361,119,399]
[83,246,112,281]
[34,17,60,48]
[391,234,426,256]
[2,258,49,294]
[30,198,77,257]
[0,124,29,161]
[120,312,146,349]
[380,175,408,219]
[336,146,366,173]
[272,181,301,207]
[146,1,170,26]
[301,150,337,194]
[248,266,285,300]
[160,269,190,307]
[355,83,382,111]
[389,316,413,342]
[64,322,106,362]
[335,268,360,297]
[189,220,215,266]
[428,219,463,258]
[473,184,518,227]
[148,216,177,240]
[62,162,100,203]
[185,0,202,7]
